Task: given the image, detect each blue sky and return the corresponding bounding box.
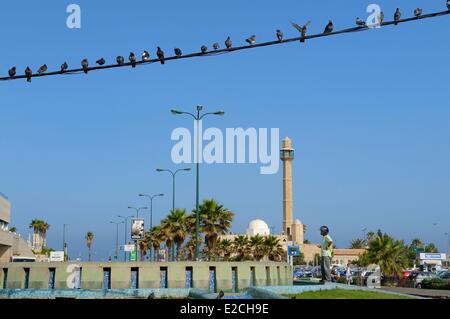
[1,1,449,260]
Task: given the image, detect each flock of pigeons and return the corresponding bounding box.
[6,2,450,82]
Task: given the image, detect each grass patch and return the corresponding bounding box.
[284,288,413,299]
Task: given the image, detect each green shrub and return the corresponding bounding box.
[420,278,450,290]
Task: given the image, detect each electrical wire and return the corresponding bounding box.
[1,9,449,82]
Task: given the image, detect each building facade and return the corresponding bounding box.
[0,193,34,262]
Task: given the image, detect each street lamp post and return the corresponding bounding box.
[63,224,69,261]
[156,168,190,261]
[170,105,224,261]
[127,206,148,219]
[110,221,124,260]
[156,168,191,213]
[138,193,164,260]
[118,215,134,261]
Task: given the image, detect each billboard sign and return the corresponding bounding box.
[123,244,135,252]
[419,253,446,260]
[50,251,65,262]
[131,218,145,240]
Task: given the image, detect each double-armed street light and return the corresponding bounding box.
[127,206,148,219]
[155,168,190,262]
[138,193,164,261]
[170,105,224,261]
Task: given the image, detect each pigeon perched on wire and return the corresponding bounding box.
[276,29,283,42]
[142,51,150,61]
[25,67,32,82]
[38,64,47,75]
[447,0,450,10]
[174,48,182,57]
[200,45,208,53]
[60,62,68,73]
[225,36,232,49]
[246,35,256,45]
[394,8,401,25]
[81,59,89,74]
[290,20,311,43]
[414,8,423,17]
[96,58,105,66]
[157,47,165,64]
[356,17,366,27]
[213,42,220,50]
[378,12,385,25]
[323,20,334,34]
[8,67,16,77]
[116,56,125,65]
[129,52,137,67]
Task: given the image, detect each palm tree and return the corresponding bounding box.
[85,231,94,261]
[411,238,423,247]
[138,239,148,261]
[359,231,409,278]
[149,226,163,261]
[198,199,234,256]
[29,219,49,252]
[166,209,188,261]
[40,221,50,247]
[249,234,265,261]
[263,235,283,261]
[424,243,438,253]
[159,218,174,262]
[233,235,250,261]
[216,239,233,261]
[350,238,367,249]
[366,231,376,242]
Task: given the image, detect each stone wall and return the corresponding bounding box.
[0,261,292,292]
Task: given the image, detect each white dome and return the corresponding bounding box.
[246,219,270,236]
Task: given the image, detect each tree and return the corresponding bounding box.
[85,231,94,261]
[350,238,367,249]
[166,209,188,261]
[249,234,265,261]
[9,227,16,233]
[233,235,250,261]
[198,199,233,256]
[138,239,148,261]
[29,219,50,253]
[358,231,409,278]
[366,231,376,242]
[264,235,284,261]
[424,243,438,253]
[216,239,233,261]
[149,226,163,261]
[411,238,424,249]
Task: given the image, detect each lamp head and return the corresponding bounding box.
[196,105,203,111]
[171,109,182,115]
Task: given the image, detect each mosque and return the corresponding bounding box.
[222,137,365,266]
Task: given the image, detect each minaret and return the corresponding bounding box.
[280,137,294,239]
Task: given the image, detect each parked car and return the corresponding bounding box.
[409,272,437,288]
[438,271,450,282]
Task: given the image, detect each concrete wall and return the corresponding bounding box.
[0,261,292,292]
